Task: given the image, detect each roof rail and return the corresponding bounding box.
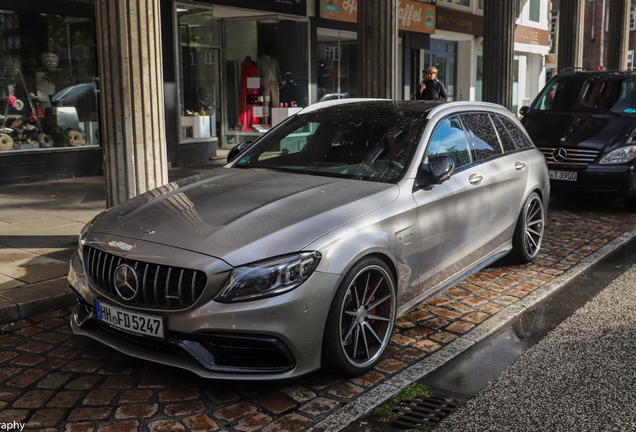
[555,66,595,76]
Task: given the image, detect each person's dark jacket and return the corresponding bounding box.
[280,80,304,106]
[419,78,448,101]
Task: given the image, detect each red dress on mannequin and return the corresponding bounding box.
[239,59,259,132]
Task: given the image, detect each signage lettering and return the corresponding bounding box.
[321,0,435,33]
[514,24,550,46]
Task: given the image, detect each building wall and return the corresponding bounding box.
[555,0,636,70]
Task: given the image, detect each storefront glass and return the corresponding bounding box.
[176,8,220,143]
[222,15,308,146]
[0,11,99,153]
[438,0,470,7]
[316,29,358,102]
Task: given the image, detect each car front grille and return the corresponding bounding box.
[84,246,207,310]
[538,147,600,165]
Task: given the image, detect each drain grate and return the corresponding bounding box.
[390,388,469,430]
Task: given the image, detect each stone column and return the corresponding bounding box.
[358,0,398,99]
[607,0,630,70]
[96,0,169,208]
[482,0,516,111]
[557,0,585,71]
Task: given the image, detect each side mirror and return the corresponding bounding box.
[416,155,455,188]
[227,141,254,163]
[519,106,529,117]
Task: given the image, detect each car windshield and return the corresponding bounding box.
[531,74,636,114]
[232,112,426,183]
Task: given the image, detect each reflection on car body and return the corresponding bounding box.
[521,69,636,208]
[68,99,550,380]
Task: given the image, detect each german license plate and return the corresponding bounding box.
[95,300,164,339]
[549,170,577,181]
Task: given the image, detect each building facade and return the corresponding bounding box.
[0,0,551,186]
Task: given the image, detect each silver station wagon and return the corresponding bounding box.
[68,100,550,380]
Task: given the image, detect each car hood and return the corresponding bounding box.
[523,112,635,150]
[90,168,398,267]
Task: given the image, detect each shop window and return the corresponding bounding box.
[222,16,309,145]
[0,11,99,153]
[438,0,470,7]
[529,0,541,23]
[177,8,220,142]
[317,28,357,103]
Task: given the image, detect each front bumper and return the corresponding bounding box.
[547,162,636,198]
[68,249,340,380]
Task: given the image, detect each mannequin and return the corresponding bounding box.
[257,44,283,123]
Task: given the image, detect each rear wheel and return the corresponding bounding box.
[511,192,544,263]
[322,257,396,376]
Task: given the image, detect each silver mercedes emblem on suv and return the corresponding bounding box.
[113,264,138,300]
[553,148,568,162]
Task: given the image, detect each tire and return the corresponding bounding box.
[511,192,545,263]
[624,195,636,212]
[321,257,396,376]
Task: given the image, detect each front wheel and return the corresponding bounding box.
[510,192,545,263]
[322,257,396,376]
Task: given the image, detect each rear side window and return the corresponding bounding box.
[426,115,472,169]
[491,114,519,152]
[500,116,534,149]
[461,113,503,162]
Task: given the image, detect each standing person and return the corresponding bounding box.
[415,70,429,100]
[422,67,448,101]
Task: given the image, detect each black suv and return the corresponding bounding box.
[520,69,636,208]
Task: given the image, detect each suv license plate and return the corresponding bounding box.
[95,300,165,339]
[549,170,577,181]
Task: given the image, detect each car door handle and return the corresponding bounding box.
[469,173,483,185]
[515,162,526,170]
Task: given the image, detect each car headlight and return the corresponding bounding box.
[215,251,322,303]
[599,145,636,164]
[78,209,109,256]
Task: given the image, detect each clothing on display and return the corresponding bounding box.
[257,54,283,116]
[238,56,259,132]
[280,74,304,107]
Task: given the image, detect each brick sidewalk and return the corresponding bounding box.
[1,199,635,431]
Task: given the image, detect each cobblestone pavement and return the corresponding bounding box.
[1,198,635,432]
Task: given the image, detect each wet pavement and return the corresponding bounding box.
[432,255,636,432]
[419,232,636,398]
[1,166,636,430]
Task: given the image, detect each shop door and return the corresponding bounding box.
[424,39,457,100]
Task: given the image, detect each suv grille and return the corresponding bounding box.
[538,147,599,165]
[84,246,207,310]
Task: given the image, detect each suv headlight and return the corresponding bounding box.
[599,145,636,164]
[215,251,322,303]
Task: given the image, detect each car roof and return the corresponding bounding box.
[555,69,636,79]
[299,99,509,120]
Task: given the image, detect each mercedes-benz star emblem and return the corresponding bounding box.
[113,264,139,301]
[553,148,568,162]
[144,229,155,235]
